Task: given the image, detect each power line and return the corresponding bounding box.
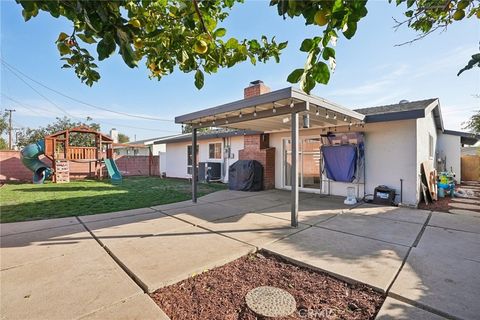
[2,63,180,134]
[1,59,174,122]
[3,93,179,133]
[3,63,78,119]
[1,94,54,117]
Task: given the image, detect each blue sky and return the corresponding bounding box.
[1,1,478,141]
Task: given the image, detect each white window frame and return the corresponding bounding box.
[208,142,222,160]
[428,133,434,159]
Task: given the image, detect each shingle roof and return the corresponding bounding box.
[352,98,442,130]
[153,130,261,144]
[354,98,438,116]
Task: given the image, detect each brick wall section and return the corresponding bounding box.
[0,151,159,182]
[238,135,275,189]
[244,82,271,99]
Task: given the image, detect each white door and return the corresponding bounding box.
[282,137,322,191]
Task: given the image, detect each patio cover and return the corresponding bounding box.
[175,86,366,227]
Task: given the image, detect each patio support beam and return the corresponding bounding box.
[291,110,299,228]
[190,101,308,129]
[192,128,198,203]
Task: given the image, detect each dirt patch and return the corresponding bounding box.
[150,251,385,320]
[418,184,480,213]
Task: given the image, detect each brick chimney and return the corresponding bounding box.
[244,80,271,99]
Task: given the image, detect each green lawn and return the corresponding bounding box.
[0,177,227,223]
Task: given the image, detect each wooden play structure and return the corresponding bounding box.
[43,126,121,183]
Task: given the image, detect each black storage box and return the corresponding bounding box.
[228,160,263,191]
[373,185,396,205]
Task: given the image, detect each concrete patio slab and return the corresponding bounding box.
[197,189,268,203]
[376,297,446,320]
[197,212,309,247]
[216,193,293,212]
[161,202,249,225]
[258,203,338,225]
[79,207,156,223]
[448,208,480,217]
[317,214,424,246]
[390,248,480,320]
[429,211,480,234]
[265,226,408,292]
[347,206,430,224]
[82,211,190,241]
[416,226,480,259]
[0,216,79,236]
[448,202,480,210]
[79,294,169,320]
[150,199,196,211]
[1,224,94,270]
[99,225,254,292]
[451,198,480,204]
[1,233,142,320]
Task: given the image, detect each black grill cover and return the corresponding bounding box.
[228,160,263,191]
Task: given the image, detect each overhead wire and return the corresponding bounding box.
[1,59,174,122]
[3,62,78,119]
[1,64,180,133]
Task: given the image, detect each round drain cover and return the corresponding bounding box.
[245,286,296,317]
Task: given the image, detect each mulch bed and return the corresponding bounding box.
[418,183,480,213]
[150,251,385,320]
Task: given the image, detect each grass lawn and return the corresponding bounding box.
[0,177,227,223]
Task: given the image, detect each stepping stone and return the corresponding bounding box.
[448,202,480,211]
[245,286,296,317]
[452,198,480,205]
[449,209,480,218]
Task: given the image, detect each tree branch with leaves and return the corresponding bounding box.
[16,0,480,93]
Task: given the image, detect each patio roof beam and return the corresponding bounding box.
[291,109,299,228]
[191,101,309,129]
[292,89,365,121]
[175,87,294,124]
[192,128,198,203]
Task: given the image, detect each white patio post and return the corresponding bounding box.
[192,128,198,203]
[291,111,299,227]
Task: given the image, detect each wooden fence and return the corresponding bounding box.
[461,155,480,181]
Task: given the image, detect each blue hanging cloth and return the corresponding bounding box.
[321,145,357,182]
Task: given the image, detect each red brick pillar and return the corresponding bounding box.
[238,134,275,189]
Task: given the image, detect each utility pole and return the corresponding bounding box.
[5,109,16,149]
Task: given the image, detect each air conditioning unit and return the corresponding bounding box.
[198,162,222,182]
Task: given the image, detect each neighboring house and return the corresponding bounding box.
[111,130,185,176]
[170,81,478,207]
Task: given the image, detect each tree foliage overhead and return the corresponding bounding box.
[16,0,480,93]
[16,116,101,148]
[118,132,130,143]
[463,109,480,134]
[0,112,9,150]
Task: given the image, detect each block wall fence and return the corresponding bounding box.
[0,150,160,182]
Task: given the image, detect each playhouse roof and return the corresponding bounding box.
[45,126,114,142]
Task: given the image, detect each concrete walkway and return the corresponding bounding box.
[1,189,479,319]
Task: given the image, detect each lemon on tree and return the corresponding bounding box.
[194,39,208,54]
[453,9,465,20]
[314,9,329,26]
[134,38,143,49]
[457,0,470,10]
[128,18,141,28]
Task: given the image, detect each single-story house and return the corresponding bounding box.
[168,81,477,224]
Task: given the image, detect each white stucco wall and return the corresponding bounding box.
[151,143,166,155]
[436,133,461,180]
[165,136,244,182]
[269,119,418,205]
[416,110,438,202]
